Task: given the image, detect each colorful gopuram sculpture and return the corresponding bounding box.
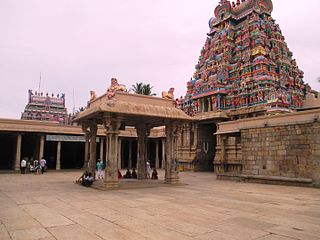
[180,0,313,117]
[21,90,72,124]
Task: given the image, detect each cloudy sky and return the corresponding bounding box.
[1,0,319,119]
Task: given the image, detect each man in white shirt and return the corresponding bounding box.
[39,157,47,174]
[20,158,27,174]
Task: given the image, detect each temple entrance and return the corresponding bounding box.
[21,133,39,161]
[195,123,217,171]
[60,142,85,169]
[44,141,57,170]
[0,133,16,170]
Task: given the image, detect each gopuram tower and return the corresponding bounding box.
[180,0,314,119]
[177,0,318,172]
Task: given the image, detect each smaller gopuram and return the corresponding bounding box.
[21,90,72,124]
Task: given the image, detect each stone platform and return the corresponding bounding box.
[91,179,186,191]
[0,170,319,240]
[217,173,315,188]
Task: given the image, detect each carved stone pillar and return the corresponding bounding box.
[136,123,150,179]
[99,137,104,161]
[82,125,91,169]
[128,140,132,168]
[56,141,61,170]
[15,134,22,170]
[118,138,122,169]
[88,124,98,177]
[39,135,45,160]
[192,123,199,149]
[165,123,180,184]
[185,123,191,148]
[155,140,159,169]
[161,139,165,169]
[103,117,121,188]
[221,135,227,173]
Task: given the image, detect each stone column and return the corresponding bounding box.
[185,123,191,148]
[56,141,61,170]
[192,123,198,149]
[103,117,121,188]
[82,125,91,169]
[155,140,160,169]
[88,124,98,176]
[15,134,22,170]
[136,123,150,179]
[118,138,122,169]
[128,140,132,168]
[221,135,227,173]
[39,135,45,160]
[100,137,104,161]
[165,123,180,184]
[161,139,165,169]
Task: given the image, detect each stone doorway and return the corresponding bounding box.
[44,141,57,170]
[194,123,217,172]
[60,142,85,169]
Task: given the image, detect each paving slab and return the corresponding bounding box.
[0,170,319,240]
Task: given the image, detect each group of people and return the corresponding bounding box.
[78,159,160,187]
[78,171,94,187]
[122,169,138,179]
[20,157,47,175]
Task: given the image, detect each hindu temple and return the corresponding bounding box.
[0,0,320,187]
[21,90,72,124]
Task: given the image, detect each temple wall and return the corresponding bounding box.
[214,109,320,185]
[241,122,320,184]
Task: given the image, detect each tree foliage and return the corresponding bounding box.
[130,82,156,96]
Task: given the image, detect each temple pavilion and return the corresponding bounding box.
[73,89,191,188]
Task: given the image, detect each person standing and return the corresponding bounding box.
[20,158,27,174]
[40,157,47,174]
[96,159,104,179]
[146,160,151,179]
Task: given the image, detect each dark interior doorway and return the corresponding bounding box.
[0,133,16,170]
[148,141,156,168]
[44,141,57,170]
[194,123,217,171]
[60,142,85,169]
[21,134,39,161]
[121,139,138,169]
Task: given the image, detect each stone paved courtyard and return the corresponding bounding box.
[0,170,319,240]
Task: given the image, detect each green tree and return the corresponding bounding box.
[130,82,156,96]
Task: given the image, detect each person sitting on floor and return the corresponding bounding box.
[118,170,123,179]
[84,172,94,187]
[152,169,158,180]
[131,169,137,179]
[76,171,89,185]
[123,169,132,179]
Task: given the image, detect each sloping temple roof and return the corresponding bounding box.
[73,92,192,127]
